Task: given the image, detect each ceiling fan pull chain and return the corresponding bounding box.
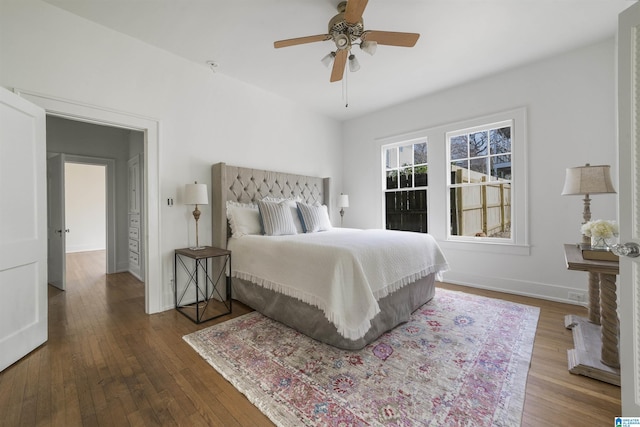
[343,66,349,108]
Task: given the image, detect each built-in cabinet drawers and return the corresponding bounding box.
[129,214,140,228]
[129,154,141,269]
[129,251,139,265]
[128,238,139,253]
[129,227,139,240]
[128,211,140,267]
[128,155,143,279]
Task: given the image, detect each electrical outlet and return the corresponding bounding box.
[568,291,586,302]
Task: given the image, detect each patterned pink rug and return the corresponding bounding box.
[184,288,539,426]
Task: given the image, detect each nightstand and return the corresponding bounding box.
[174,246,232,324]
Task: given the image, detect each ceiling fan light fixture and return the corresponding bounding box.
[272,0,420,83]
[360,40,377,55]
[334,33,350,50]
[348,54,360,72]
[321,51,337,68]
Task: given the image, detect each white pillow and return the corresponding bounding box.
[226,201,261,237]
[296,202,332,233]
[257,199,298,236]
[262,196,304,233]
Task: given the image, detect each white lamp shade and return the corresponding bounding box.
[338,194,349,208]
[321,52,336,68]
[360,40,377,56]
[348,54,360,72]
[184,182,208,205]
[561,165,616,195]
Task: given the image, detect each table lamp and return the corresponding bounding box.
[561,163,616,244]
[338,193,349,227]
[184,181,208,250]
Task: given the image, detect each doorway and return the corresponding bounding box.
[65,162,106,259]
[46,116,142,292]
[16,88,161,314]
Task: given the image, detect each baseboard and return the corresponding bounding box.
[129,270,143,282]
[113,262,143,281]
[66,246,106,253]
[441,271,587,306]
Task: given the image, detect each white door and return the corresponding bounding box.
[618,1,640,416]
[47,153,66,290]
[0,87,47,372]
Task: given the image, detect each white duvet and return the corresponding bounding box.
[228,228,449,340]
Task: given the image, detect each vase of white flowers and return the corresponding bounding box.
[581,220,619,250]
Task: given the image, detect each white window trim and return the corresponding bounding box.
[377,107,529,256]
[380,135,431,232]
[381,138,430,233]
[446,119,514,243]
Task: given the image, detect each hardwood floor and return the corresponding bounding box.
[0,251,620,426]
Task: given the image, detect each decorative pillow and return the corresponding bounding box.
[262,196,304,234]
[226,201,261,238]
[296,202,333,233]
[257,199,298,236]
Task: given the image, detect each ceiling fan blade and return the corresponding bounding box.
[362,30,420,47]
[330,49,348,82]
[274,34,331,48]
[344,0,369,24]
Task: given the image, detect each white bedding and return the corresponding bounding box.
[228,228,449,340]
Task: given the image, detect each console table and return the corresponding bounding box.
[563,243,619,386]
[174,246,232,324]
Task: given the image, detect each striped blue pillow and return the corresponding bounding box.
[257,200,297,236]
[296,202,332,233]
[262,196,304,233]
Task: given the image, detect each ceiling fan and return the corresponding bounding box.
[274,0,420,83]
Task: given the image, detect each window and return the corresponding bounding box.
[447,120,513,240]
[383,140,428,233]
[378,107,527,252]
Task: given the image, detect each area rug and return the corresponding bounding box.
[183,288,540,426]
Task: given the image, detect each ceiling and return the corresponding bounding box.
[45,0,632,121]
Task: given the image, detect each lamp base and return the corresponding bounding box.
[189,246,207,251]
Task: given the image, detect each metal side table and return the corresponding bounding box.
[174,246,232,324]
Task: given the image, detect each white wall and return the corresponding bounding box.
[342,39,618,303]
[65,163,106,253]
[0,0,343,311]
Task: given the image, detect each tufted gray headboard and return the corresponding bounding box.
[211,162,331,249]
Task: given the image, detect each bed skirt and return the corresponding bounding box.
[231,274,436,350]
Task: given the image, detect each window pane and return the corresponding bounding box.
[414,142,427,164]
[470,157,488,177]
[450,184,511,238]
[450,135,468,160]
[451,161,467,184]
[386,170,398,189]
[399,145,413,167]
[385,189,428,233]
[469,131,488,157]
[491,155,511,180]
[414,165,428,187]
[399,167,413,188]
[490,127,511,154]
[385,147,398,169]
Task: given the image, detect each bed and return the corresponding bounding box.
[212,162,448,350]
